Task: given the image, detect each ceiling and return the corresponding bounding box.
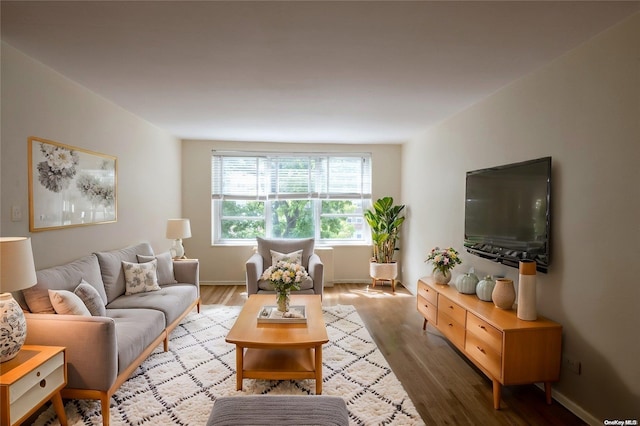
[2,1,638,144]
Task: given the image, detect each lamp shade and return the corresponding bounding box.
[0,237,37,293]
[166,219,192,240]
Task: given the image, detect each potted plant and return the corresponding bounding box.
[364,197,406,285]
[425,246,462,285]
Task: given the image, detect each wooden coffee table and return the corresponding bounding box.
[226,294,329,394]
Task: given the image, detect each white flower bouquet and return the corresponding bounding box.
[261,260,309,293]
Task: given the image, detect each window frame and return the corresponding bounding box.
[211,151,372,246]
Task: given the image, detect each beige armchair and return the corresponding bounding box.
[245,237,324,297]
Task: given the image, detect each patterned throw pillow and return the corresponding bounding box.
[270,249,303,265]
[74,280,107,316]
[48,289,92,316]
[122,259,161,295]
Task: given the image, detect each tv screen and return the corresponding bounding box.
[464,157,551,273]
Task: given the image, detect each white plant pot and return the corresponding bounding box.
[369,261,398,280]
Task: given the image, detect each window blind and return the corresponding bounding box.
[212,151,372,200]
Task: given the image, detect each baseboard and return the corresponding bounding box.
[535,383,600,426]
[200,281,337,287]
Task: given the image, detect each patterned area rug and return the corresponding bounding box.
[36,304,423,425]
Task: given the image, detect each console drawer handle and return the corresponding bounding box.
[40,379,47,388]
[476,346,485,354]
[448,323,454,328]
[448,305,454,310]
[479,325,486,330]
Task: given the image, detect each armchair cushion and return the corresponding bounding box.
[270,249,303,265]
[257,237,314,270]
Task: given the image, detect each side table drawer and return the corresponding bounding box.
[9,352,65,423]
[438,294,466,326]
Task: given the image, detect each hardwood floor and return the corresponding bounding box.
[201,283,587,426]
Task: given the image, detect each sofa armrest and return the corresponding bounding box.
[245,253,263,295]
[308,253,324,296]
[173,260,199,286]
[25,313,117,391]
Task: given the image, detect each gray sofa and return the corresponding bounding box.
[15,242,200,426]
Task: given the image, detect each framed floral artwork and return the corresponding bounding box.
[28,137,117,231]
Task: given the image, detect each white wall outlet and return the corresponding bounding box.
[11,205,22,222]
[563,355,582,375]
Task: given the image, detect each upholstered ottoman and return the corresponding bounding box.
[207,395,349,426]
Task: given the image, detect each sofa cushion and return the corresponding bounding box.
[106,308,166,375]
[123,260,161,295]
[95,243,154,303]
[106,284,198,326]
[137,252,177,285]
[257,237,314,270]
[74,280,107,316]
[23,254,106,314]
[48,289,92,316]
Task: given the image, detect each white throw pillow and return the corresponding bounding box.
[270,249,303,265]
[48,289,92,316]
[122,259,161,295]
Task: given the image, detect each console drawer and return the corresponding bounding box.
[418,281,438,306]
[437,311,465,349]
[417,299,437,325]
[438,294,466,326]
[466,331,502,380]
[466,313,503,355]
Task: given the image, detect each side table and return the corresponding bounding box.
[0,345,67,426]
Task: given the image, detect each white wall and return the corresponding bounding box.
[181,140,402,285]
[402,14,639,422]
[0,43,182,268]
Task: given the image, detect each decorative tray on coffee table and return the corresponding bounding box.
[257,305,307,324]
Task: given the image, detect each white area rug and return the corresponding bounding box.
[36,305,423,425]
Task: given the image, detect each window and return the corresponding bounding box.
[212,152,372,245]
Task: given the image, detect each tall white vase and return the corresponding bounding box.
[517,260,537,321]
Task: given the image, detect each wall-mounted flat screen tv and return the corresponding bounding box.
[464,157,551,273]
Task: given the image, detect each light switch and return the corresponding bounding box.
[11,205,22,221]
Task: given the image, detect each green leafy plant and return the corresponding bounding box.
[364,196,406,263]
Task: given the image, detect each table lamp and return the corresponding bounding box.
[166,219,191,259]
[0,237,37,362]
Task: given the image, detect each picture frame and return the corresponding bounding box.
[28,137,117,232]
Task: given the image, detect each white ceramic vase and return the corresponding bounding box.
[433,269,452,285]
[517,260,537,320]
[0,293,27,362]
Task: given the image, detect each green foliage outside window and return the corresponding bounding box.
[220,201,264,239]
[219,199,361,240]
